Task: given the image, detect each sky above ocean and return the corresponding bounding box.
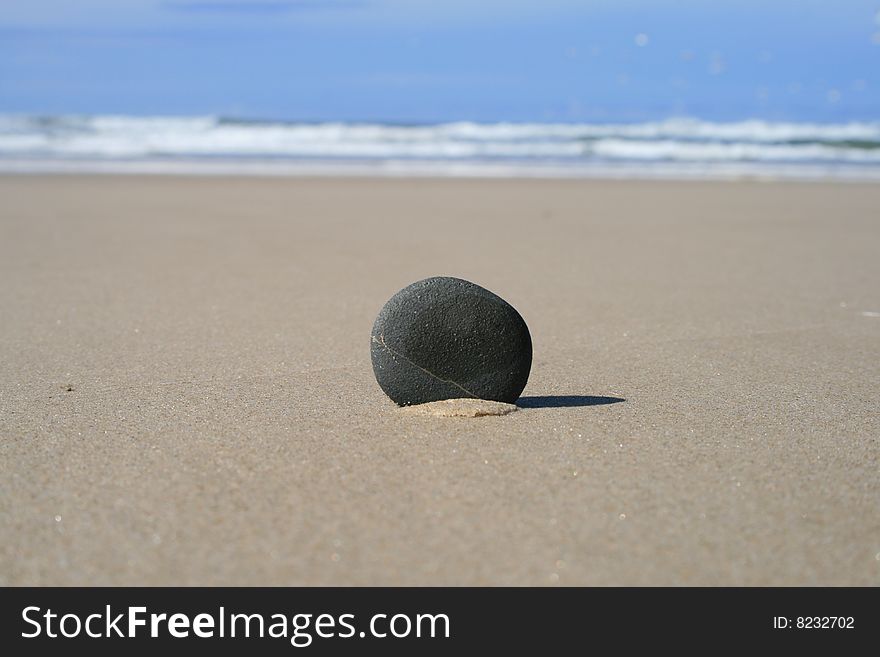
[1,0,879,123]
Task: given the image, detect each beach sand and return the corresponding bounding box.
[1,175,878,586]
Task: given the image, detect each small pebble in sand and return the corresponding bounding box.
[398,398,518,417]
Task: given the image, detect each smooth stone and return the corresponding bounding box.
[398,398,519,417]
[371,276,532,406]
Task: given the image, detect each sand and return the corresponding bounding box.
[399,399,519,417]
[0,175,878,586]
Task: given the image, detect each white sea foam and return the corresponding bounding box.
[1,115,879,179]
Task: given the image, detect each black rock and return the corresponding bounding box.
[371,276,532,406]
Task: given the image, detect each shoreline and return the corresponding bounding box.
[3,158,880,184]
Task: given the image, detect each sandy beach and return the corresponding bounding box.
[1,175,878,586]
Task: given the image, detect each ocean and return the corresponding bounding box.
[2,114,880,180]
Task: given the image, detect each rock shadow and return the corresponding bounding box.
[516,395,625,409]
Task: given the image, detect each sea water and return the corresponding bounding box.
[2,114,879,180]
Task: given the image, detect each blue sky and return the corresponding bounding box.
[1,0,879,122]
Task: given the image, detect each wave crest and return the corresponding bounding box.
[2,115,880,176]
